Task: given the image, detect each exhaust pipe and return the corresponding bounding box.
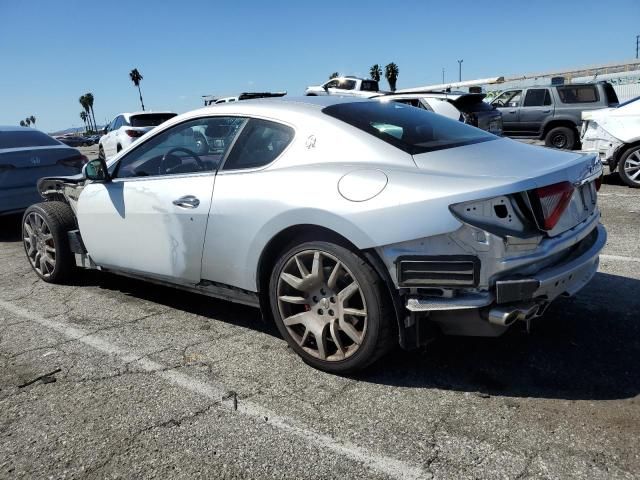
[487,303,540,327]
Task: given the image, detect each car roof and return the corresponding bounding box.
[121,111,176,121]
[0,125,36,132]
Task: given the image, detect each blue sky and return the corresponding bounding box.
[1,0,638,132]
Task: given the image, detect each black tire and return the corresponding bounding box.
[98,145,105,161]
[269,240,394,374]
[618,145,640,188]
[544,126,576,150]
[22,202,76,283]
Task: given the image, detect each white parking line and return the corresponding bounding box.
[0,299,426,480]
[600,254,640,263]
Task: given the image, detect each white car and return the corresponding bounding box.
[373,93,463,121]
[581,96,640,188]
[305,77,381,98]
[98,111,177,160]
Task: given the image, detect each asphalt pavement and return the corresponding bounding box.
[0,161,638,479]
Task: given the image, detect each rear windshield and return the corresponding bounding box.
[130,113,177,127]
[0,130,60,149]
[323,101,496,155]
[452,95,495,112]
[556,85,599,104]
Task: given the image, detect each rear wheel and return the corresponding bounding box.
[22,202,76,283]
[544,126,576,150]
[269,241,393,373]
[618,145,640,188]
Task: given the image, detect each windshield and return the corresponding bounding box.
[0,130,61,149]
[130,113,177,127]
[322,101,496,154]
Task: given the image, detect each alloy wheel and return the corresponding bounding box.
[623,150,640,184]
[23,212,56,278]
[276,249,368,361]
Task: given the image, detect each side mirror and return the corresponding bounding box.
[102,127,108,134]
[83,158,110,182]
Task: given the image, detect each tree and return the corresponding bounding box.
[329,72,339,79]
[384,62,399,91]
[19,120,26,127]
[84,92,97,133]
[25,118,31,127]
[79,95,93,131]
[129,68,145,111]
[369,64,382,82]
[29,115,36,127]
[80,111,88,132]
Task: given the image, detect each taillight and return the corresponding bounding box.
[529,181,574,230]
[57,154,89,169]
[125,129,145,138]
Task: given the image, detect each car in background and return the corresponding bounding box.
[581,96,640,188]
[490,82,619,150]
[87,134,102,145]
[203,92,287,106]
[99,111,177,160]
[23,97,604,374]
[373,92,464,122]
[0,126,88,215]
[56,135,92,147]
[383,91,502,134]
[305,77,381,98]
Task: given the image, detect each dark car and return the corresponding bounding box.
[57,135,92,147]
[490,81,619,149]
[0,126,88,215]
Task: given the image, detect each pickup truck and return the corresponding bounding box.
[490,82,619,149]
[305,77,382,98]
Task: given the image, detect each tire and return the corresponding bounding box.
[618,145,640,188]
[544,126,576,150]
[98,145,105,161]
[22,202,76,283]
[269,240,394,374]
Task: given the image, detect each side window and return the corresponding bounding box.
[223,118,294,171]
[492,90,522,108]
[113,116,122,129]
[339,79,357,90]
[108,118,117,131]
[114,117,246,179]
[557,85,599,103]
[325,80,339,89]
[121,116,130,127]
[523,89,549,107]
[544,89,552,105]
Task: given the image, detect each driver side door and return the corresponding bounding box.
[76,116,246,284]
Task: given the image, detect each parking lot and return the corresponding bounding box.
[1,161,639,479]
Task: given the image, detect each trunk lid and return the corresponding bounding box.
[0,146,86,189]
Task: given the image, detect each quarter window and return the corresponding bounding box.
[223,119,294,170]
[557,85,599,103]
[114,117,246,178]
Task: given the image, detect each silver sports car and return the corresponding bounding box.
[23,97,605,373]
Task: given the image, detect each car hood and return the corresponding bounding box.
[412,137,592,186]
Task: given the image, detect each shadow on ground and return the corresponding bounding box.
[0,214,22,242]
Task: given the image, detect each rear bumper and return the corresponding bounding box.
[405,224,606,334]
[0,185,40,215]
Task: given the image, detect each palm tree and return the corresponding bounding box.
[84,92,97,133]
[79,95,94,132]
[369,64,382,82]
[29,115,36,127]
[329,72,339,79]
[19,120,26,127]
[129,68,145,111]
[80,112,88,133]
[25,118,31,127]
[385,62,399,91]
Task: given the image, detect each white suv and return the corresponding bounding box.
[99,111,177,160]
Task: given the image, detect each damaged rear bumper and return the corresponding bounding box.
[405,223,606,337]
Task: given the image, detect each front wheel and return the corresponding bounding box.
[618,146,640,188]
[544,126,576,150]
[269,241,393,374]
[22,202,76,283]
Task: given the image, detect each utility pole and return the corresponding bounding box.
[442,68,445,84]
[458,59,463,82]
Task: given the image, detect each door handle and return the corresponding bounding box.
[542,109,551,113]
[172,195,200,208]
[508,110,517,114]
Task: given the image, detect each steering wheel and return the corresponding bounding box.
[160,147,205,175]
[494,100,505,107]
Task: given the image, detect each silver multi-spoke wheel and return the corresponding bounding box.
[277,249,368,361]
[623,150,640,184]
[23,212,56,278]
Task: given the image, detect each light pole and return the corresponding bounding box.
[442,68,445,84]
[458,59,463,81]
[636,35,639,59]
